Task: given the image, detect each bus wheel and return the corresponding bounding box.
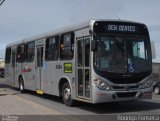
[19,77,25,93]
[62,82,74,106]
[154,86,160,95]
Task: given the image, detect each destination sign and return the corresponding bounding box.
[93,21,148,35]
[107,25,136,32]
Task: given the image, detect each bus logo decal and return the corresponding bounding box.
[22,66,32,73]
[124,85,129,91]
[64,63,72,73]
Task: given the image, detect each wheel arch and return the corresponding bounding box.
[58,77,72,97]
[18,74,25,84]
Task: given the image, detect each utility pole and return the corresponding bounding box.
[0,0,5,6]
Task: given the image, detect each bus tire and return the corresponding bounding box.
[153,86,160,95]
[62,82,74,106]
[19,77,25,93]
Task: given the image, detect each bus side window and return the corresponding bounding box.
[45,36,59,61]
[17,44,25,63]
[60,32,74,60]
[25,42,35,62]
[5,47,11,64]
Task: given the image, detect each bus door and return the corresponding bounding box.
[11,49,16,85]
[77,36,91,99]
[35,45,44,93]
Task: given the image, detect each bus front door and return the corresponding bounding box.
[77,37,91,99]
[36,46,44,94]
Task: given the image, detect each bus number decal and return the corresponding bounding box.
[56,64,62,69]
[64,63,72,73]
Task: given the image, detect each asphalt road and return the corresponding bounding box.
[1,78,160,121]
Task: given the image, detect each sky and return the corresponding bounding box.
[0,0,160,62]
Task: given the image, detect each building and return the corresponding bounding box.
[0,58,4,78]
[0,58,4,69]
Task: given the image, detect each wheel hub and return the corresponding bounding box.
[20,83,23,90]
[64,88,71,100]
[154,87,159,94]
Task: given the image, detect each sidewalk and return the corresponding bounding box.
[0,78,61,115]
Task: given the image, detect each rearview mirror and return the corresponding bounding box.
[151,41,156,59]
[91,40,97,51]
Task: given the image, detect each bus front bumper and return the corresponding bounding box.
[91,86,152,104]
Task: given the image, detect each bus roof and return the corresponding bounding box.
[6,19,146,48]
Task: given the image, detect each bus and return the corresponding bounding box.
[5,19,153,106]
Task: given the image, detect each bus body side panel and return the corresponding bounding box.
[42,61,59,96]
[22,62,36,91]
[43,60,75,97]
[5,63,12,85]
[14,63,22,88]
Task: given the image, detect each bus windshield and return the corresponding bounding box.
[94,35,151,74]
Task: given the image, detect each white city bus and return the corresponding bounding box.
[5,19,153,106]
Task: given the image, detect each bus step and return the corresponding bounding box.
[36,90,44,95]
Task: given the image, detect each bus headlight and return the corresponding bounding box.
[94,78,110,90]
[139,79,153,89]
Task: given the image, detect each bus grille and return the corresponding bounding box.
[108,77,145,84]
[113,85,139,90]
[116,92,137,98]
